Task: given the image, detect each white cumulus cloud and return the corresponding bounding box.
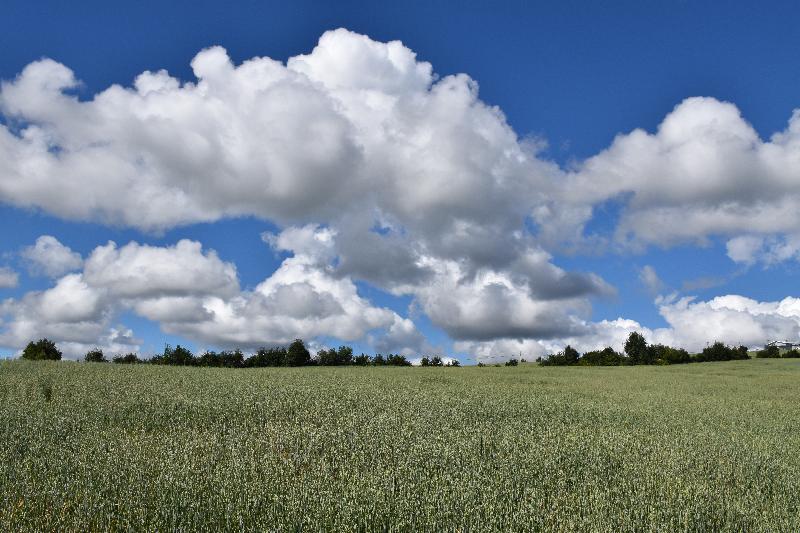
[20,235,83,278]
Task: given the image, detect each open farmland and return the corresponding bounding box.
[1,359,799,531]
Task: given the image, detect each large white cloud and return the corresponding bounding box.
[0,28,553,238]
[559,97,800,253]
[0,273,127,358]
[83,239,240,299]
[154,228,401,348]
[0,232,423,357]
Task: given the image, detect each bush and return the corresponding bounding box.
[757,345,781,359]
[446,359,461,367]
[505,358,519,366]
[783,349,800,358]
[697,342,746,362]
[21,338,62,361]
[152,344,196,366]
[648,344,691,365]
[580,347,625,366]
[386,354,412,366]
[246,347,287,367]
[198,350,244,368]
[112,353,142,364]
[430,356,444,367]
[84,348,107,363]
[541,345,579,366]
[353,353,371,366]
[317,346,354,366]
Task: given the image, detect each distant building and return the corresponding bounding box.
[764,340,800,352]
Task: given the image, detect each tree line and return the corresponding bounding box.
[17,334,800,367]
[20,338,460,367]
[539,332,754,366]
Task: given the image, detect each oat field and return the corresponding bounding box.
[1,359,799,531]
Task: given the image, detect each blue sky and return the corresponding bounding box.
[2,1,800,361]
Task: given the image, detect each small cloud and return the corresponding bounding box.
[21,236,83,278]
[681,275,728,292]
[638,265,664,295]
[0,266,18,289]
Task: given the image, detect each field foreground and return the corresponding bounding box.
[1,359,799,531]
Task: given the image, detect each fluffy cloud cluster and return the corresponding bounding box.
[0,234,421,358]
[0,29,554,235]
[3,29,800,359]
[558,97,800,254]
[21,235,83,277]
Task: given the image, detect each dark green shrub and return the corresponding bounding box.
[21,338,62,361]
[152,344,196,366]
[580,347,625,366]
[541,345,579,366]
[317,346,354,365]
[84,348,107,363]
[648,344,691,365]
[756,345,781,358]
[246,347,287,367]
[112,353,141,364]
[353,353,371,366]
[198,350,244,368]
[386,354,412,366]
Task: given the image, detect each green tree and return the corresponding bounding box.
[317,345,354,366]
[580,347,624,366]
[699,341,741,362]
[353,353,371,366]
[21,338,62,361]
[564,345,580,365]
[540,345,580,366]
[286,339,311,366]
[386,354,412,366]
[84,348,107,363]
[153,344,196,366]
[624,332,649,364]
[246,347,287,367]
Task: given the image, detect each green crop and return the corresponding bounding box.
[1,359,799,531]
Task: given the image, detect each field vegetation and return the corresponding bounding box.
[2,358,800,531]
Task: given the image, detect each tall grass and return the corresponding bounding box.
[1,359,799,531]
